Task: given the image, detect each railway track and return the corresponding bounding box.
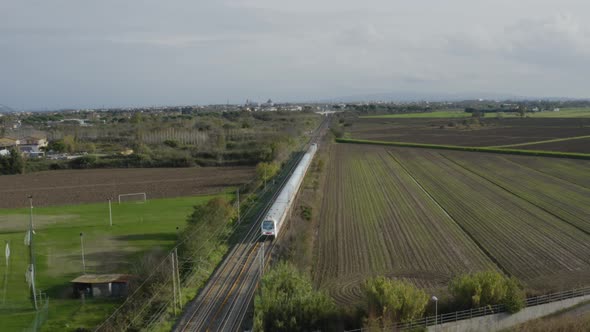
[174,116,330,332]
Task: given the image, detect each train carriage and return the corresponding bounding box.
[261,143,317,238]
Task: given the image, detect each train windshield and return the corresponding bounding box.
[262,220,274,230]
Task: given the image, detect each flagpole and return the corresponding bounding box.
[3,241,9,304]
[28,195,38,310]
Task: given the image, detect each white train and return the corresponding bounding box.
[261,143,318,238]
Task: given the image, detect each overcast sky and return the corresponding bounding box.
[1,0,590,109]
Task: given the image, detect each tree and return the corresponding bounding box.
[253,262,337,331]
[503,277,525,313]
[179,197,236,271]
[215,132,226,151]
[62,135,77,153]
[130,112,143,124]
[256,161,280,184]
[363,276,428,327]
[186,196,235,226]
[10,148,24,174]
[0,148,25,175]
[449,271,506,308]
[46,140,66,153]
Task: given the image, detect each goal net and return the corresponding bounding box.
[118,192,147,204]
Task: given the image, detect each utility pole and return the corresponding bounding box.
[108,197,113,227]
[174,248,181,306]
[171,252,177,315]
[264,167,267,191]
[28,195,38,310]
[237,188,240,224]
[80,233,86,274]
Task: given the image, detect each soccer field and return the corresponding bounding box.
[0,192,233,331]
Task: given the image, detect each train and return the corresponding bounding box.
[261,143,318,238]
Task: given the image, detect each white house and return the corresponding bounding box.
[18,136,48,158]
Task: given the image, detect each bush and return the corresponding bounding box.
[330,127,344,138]
[69,155,98,169]
[363,277,428,326]
[449,271,525,313]
[301,206,312,221]
[163,139,179,148]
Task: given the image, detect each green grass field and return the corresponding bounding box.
[527,108,590,118]
[0,192,233,331]
[361,108,590,119]
[361,110,470,118]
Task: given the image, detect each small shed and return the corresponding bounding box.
[71,274,134,298]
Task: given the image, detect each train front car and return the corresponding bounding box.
[261,219,276,237]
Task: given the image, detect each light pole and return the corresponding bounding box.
[80,232,86,274]
[108,197,113,227]
[431,295,438,331]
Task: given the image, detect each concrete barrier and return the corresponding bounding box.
[429,294,590,332]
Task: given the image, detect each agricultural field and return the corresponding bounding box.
[445,152,590,234]
[0,193,234,331]
[0,166,254,208]
[514,137,590,154]
[315,143,590,305]
[393,148,590,291]
[361,108,590,119]
[314,144,497,305]
[362,110,471,118]
[504,157,590,189]
[344,117,590,149]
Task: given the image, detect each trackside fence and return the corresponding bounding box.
[345,286,590,331]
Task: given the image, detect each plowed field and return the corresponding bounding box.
[316,143,590,304]
[315,144,497,304]
[0,167,254,208]
[347,117,590,149]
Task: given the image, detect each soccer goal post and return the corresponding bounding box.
[118,192,147,204]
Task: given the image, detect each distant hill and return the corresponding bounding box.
[316,91,584,103]
[0,104,15,113]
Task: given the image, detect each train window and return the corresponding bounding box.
[262,220,274,230]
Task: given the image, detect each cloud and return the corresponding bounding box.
[2,1,590,108]
[445,13,590,69]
